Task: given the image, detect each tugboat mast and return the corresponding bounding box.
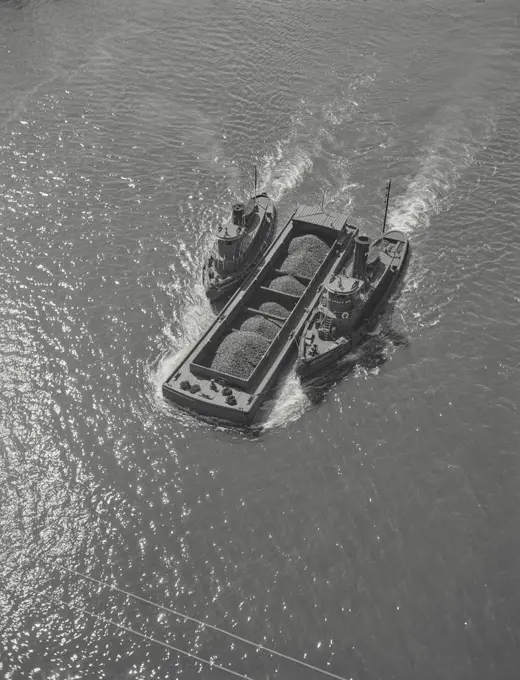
[382,178,392,234]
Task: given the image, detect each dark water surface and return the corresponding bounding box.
[1,0,520,678]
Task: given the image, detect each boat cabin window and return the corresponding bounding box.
[218,239,236,254]
[217,238,241,269]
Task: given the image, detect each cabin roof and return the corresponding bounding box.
[326,275,363,295]
[217,221,243,240]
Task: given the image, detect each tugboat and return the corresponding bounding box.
[296,180,410,380]
[202,169,277,301]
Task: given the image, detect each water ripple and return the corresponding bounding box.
[1,0,520,678]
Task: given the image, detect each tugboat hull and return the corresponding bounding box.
[202,194,277,302]
[296,229,409,380]
[295,338,350,379]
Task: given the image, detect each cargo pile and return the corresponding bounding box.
[210,330,271,380]
[209,234,330,380]
[268,274,306,297]
[279,234,329,279]
[259,301,290,319]
[240,315,281,340]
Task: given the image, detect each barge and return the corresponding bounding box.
[163,205,358,424]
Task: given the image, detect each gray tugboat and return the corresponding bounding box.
[296,180,410,379]
[163,205,358,425]
[202,171,277,301]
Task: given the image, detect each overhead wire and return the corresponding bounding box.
[38,558,350,680]
[37,591,256,680]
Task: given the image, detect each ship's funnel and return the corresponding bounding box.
[232,202,245,226]
[352,235,371,280]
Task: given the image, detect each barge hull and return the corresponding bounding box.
[163,205,358,425]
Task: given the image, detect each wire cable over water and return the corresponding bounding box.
[38,559,350,680]
[37,591,255,680]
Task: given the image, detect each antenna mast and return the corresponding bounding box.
[382,179,392,234]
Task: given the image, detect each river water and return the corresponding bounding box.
[1,0,519,678]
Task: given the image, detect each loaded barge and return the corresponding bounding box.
[163,205,358,424]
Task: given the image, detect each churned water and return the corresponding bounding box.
[1,0,520,678]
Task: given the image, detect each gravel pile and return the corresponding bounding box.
[208,238,331,381]
[279,234,329,279]
[259,301,290,319]
[240,315,280,340]
[211,330,270,379]
[287,233,329,256]
[268,275,306,297]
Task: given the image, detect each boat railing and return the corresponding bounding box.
[208,227,357,390]
[188,358,252,391]
[272,269,311,286]
[189,217,301,371]
[256,286,300,310]
[186,214,357,391]
[243,307,288,324]
[244,241,349,386]
[188,281,301,390]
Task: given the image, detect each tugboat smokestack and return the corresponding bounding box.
[353,235,371,280]
[232,202,245,226]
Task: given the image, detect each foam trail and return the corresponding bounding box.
[386,101,496,341]
[260,142,313,203]
[150,104,316,422]
[185,107,241,194]
[150,282,214,411]
[388,103,495,235]
[258,106,316,202]
[149,199,218,414]
[259,83,378,209]
[262,369,311,430]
